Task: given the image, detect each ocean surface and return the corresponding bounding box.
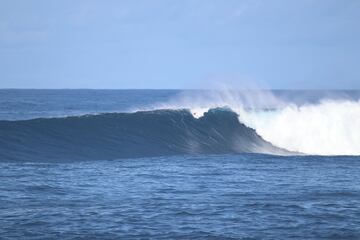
[1,89,360,239]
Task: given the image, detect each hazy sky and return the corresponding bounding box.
[0,0,359,89]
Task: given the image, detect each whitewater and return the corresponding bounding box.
[239,100,360,156]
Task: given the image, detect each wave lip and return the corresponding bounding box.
[0,108,288,162]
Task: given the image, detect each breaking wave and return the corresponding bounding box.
[1,89,359,161]
[143,89,360,156]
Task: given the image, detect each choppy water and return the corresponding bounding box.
[1,155,360,239]
[1,90,360,239]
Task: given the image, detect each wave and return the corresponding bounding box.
[0,108,288,162]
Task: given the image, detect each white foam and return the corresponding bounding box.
[238,100,360,155]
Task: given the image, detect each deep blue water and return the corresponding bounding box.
[1,155,360,239]
[1,90,360,239]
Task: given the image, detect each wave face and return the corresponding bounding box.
[0,108,286,162]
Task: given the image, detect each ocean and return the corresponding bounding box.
[1,89,360,239]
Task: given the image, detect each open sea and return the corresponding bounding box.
[1,89,360,239]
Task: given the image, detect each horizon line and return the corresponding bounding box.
[0,88,360,91]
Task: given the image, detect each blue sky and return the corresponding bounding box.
[0,0,359,89]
